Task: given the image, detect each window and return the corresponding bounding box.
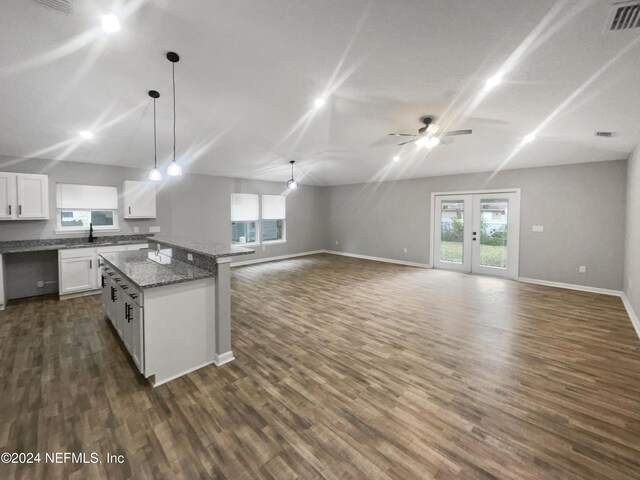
[230,193,287,245]
[231,194,260,245]
[56,183,119,232]
[261,194,286,243]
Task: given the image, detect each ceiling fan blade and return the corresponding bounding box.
[388,133,416,137]
[397,139,416,146]
[443,129,472,137]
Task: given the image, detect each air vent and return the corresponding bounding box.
[595,131,617,137]
[32,0,72,14]
[606,1,640,31]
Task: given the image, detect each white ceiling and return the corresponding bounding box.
[1,0,639,186]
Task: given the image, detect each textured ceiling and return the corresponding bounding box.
[1,0,639,185]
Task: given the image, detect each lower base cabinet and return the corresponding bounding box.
[101,264,144,375]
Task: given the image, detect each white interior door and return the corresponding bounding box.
[433,191,520,278]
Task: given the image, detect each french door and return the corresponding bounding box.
[433,191,520,278]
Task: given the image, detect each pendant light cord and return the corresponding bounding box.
[153,97,158,168]
[172,62,176,163]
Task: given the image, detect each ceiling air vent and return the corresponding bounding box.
[32,0,72,14]
[595,131,617,137]
[606,1,640,31]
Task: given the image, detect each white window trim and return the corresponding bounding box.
[55,210,120,234]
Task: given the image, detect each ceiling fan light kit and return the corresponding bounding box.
[388,115,472,156]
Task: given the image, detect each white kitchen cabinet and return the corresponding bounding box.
[0,173,16,219]
[130,300,144,373]
[123,180,156,219]
[0,172,48,220]
[0,254,5,310]
[58,248,98,294]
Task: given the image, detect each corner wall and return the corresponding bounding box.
[624,147,640,319]
[325,160,627,290]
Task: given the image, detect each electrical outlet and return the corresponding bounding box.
[579,266,587,273]
[532,225,544,232]
[187,253,193,262]
[335,240,339,246]
[37,280,44,288]
[149,226,161,233]
[403,247,408,253]
[133,226,140,233]
[262,245,266,251]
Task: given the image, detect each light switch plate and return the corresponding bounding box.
[149,226,161,233]
[133,226,139,233]
[532,225,544,232]
[579,266,587,273]
[187,253,193,262]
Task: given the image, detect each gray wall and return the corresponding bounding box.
[0,155,158,241]
[155,174,326,263]
[624,147,640,316]
[325,160,627,290]
[0,155,325,264]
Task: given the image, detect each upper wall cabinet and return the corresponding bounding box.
[0,172,49,220]
[123,180,156,219]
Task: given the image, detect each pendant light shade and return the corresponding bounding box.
[148,90,162,182]
[166,51,183,177]
[287,160,298,190]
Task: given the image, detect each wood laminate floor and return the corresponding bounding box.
[1,253,639,479]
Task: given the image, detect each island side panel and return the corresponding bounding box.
[144,277,216,386]
[215,257,234,365]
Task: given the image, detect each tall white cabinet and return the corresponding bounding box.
[0,172,49,220]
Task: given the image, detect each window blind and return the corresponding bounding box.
[231,193,259,221]
[261,194,286,220]
[56,184,118,210]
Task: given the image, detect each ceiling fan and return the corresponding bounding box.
[389,116,472,148]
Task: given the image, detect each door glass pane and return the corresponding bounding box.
[479,198,508,268]
[440,200,464,263]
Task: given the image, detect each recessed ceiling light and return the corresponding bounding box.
[523,133,536,143]
[392,155,400,162]
[79,131,93,139]
[314,98,326,109]
[101,14,120,33]
[486,73,503,89]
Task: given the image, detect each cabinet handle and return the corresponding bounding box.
[128,206,131,214]
[18,205,22,215]
[7,205,11,215]
[90,259,93,269]
[101,276,105,288]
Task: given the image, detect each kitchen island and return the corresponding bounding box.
[100,237,253,386]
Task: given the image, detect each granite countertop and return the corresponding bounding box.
[100,249,214,289]
[0,235,152,255]
[148,235,254,259]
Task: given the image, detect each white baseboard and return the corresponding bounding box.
[621,292,640,340]
[517,277,623,297]
[214,351,235,366]
[152,360,215,387]
[231,250,325,267]
[323,250,431,269]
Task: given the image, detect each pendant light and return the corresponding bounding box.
[287,160,298,190]
[148,90,162,181]
[166,51,183,176]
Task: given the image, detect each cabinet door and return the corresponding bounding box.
[0,173,16,220]
[123,181,156,218]
[122,299,133,353]
[59,256,96,294]
[131,304,144,373]
[17,174,49,219]
[115,285,125,338]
